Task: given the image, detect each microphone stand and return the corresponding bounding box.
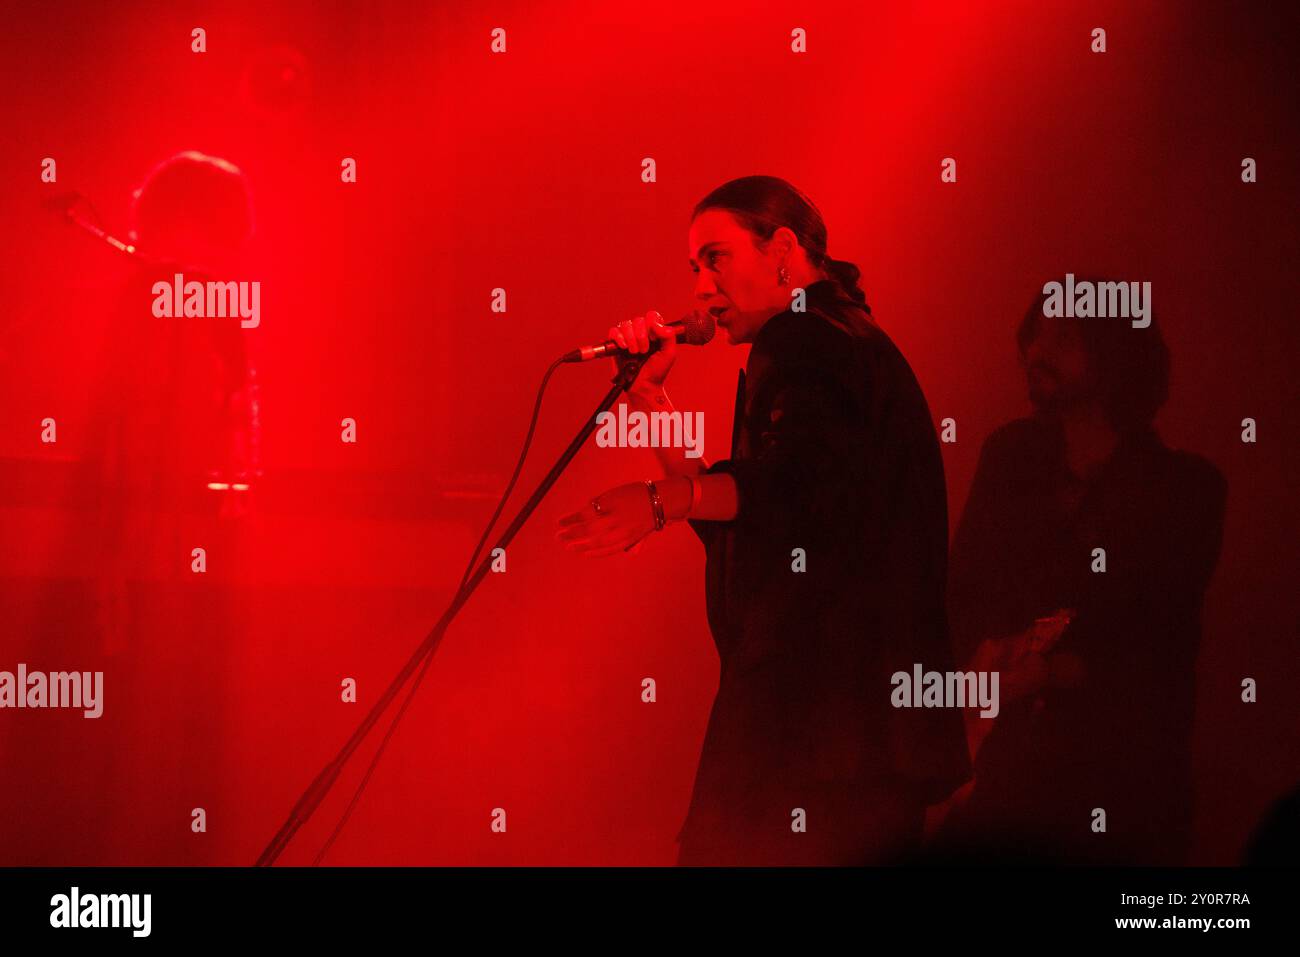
[45,192,162,266]
[255,354,648,866]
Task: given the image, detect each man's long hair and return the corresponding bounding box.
[129,150,254,249]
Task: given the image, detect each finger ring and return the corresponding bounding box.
[590,498,605,515]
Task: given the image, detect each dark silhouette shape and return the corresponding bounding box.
[938,282,1227,865]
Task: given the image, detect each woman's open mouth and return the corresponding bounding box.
[708,305,731,326]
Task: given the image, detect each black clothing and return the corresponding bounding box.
[677,279,970,865]
[942,415,1227,864]
[92,264,255,500]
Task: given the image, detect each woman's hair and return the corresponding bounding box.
[692,175,870,313]
[1016,277,1170,433]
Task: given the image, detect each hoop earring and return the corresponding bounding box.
[777,265,790,286]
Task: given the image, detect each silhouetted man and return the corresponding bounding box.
[939,282,1227,865]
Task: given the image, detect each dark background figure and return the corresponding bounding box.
[88,150,260,656]
[95,152,259,862]
[937,282,1227,865]
[8,152,260,863]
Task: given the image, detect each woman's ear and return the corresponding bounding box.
[769,226,799,261]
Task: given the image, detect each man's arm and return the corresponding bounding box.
[947,425,1033,666]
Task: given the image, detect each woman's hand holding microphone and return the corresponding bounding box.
[605,310,678,402]
[556,310,688,557]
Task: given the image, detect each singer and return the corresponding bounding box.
[556,176,971,865]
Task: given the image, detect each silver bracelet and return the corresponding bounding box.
[644,480,666,531]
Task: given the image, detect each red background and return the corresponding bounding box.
[0,0,1295,865]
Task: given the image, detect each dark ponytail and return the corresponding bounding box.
[692,175,869,314]
[821,255,869,313]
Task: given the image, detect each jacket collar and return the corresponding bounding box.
[1036,413,1163,484]
[753,278,868,348]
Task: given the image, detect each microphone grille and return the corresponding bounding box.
[679,309,716,346]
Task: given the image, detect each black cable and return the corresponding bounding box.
[311,354,567,864]
[311,647,437,866]
[458,356,566,591]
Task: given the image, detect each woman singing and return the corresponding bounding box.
[556,176,970,865]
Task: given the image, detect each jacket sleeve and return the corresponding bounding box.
[686,460,734,549]
[1073,458,1228,724]
[695,360,868,544]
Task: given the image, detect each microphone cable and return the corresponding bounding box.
[311,354,569,864]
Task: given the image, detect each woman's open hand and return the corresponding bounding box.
[556,482,657,557]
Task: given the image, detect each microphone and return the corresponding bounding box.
[561,310,716,363]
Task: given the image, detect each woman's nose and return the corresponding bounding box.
[694,272,717,298]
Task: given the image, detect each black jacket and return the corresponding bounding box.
[678,279,971,861]
[943,416,1227,864]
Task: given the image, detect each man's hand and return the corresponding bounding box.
[1047,650,1087,689]
[1001,649,1049,702]
[969,618,1058,705]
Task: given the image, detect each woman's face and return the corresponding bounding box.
[688,209,790,345]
